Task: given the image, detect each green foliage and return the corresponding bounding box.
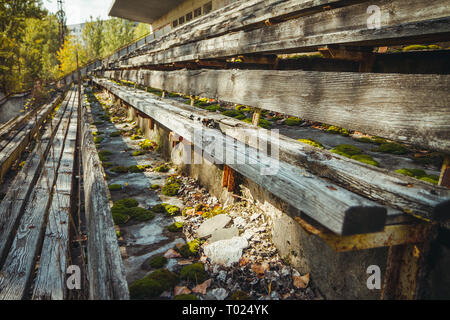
[101,18,137,56]
[174,294,199,300]
[180,263,208,283]
[167,222,184,232]
[395,168,439,184]
[82,17,103,61]
[148,255,167,269]
[285,117,302,126]
[131,134,142,140]
[298,139,324,149]
[108,184,122,191]
[129,269,179,299]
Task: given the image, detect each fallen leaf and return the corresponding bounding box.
[327,186,337,191]
[192,279,212,295]
[293,273,310,289]
[164,248,181,259]
[251,263,269,276]
[239,257,250,266]
[174,286,191,296]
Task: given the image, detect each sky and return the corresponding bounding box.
[43,0,114,25]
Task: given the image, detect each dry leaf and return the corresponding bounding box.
[251,263,269,275]
[192,279,212,295]
[239,257,250,266]
[164,248,181,259]
[174,286,191,296]
[293,273,310,289]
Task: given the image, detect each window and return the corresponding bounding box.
[178,16,185,25]
[203,1,212,14]
[172,20,178,28]
[186,12,193,22]
[194,7,202,17]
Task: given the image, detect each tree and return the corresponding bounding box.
[101,18,136,56]
[0,0,46,94]
[82,16,103,61]
[134,23,150,40]
[57,35,87,77]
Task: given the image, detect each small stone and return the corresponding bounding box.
[174,286,191,296]
[210,226,239,243]
[209,288,228,300]
[197,214,231,238]
[160,291,172,299]
[233,217,247,228]
[281,267,291,277]
[270,291,281,300]
[217,270,227,282]
[203,237,248,267]
[250,213,261,221]
[242,229,255,240]
[192,279,212,295]
[164,248,181,259]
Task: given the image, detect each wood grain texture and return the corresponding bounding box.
[81,90,129,300]
[106,68,450,153]
[0,89,76,300]
[0,90,73,268]
[118,0,450,68]
[94,78,394,236]
[31,95,78,300]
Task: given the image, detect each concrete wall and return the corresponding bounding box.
[152,0,238,31]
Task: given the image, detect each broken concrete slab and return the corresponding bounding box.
[196,214,231,238]
[203,236,248,267]
[210,226,239,243]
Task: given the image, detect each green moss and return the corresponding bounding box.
[412,152,443,166]
[298,139,324,149]
[167,222,184,232]
[98,150,112,161]
[395,168,438,184]
[108,184,122,191]
[154,164,170,173]
[128,165,151,173]
[93,136,104,144]
[427,44,442,50]
[139,139,156,150]
[285,117,302,126]
[112,211,129,225]
[350,154,380,167]
[182,207,193,216]
[128,207,155,221]
[327,126,350,136]
[355,137,387,145]
[150,184,160,190]
[230,290,250,300]
[257,118,272,129]
[180,263,208,283]
[162,182,180,196]
[149,255,168,269]
[174,294,199,300]
[109,131,121,137]
[132,150,145,156]
[177,240,200,258]
[222,110,244,118]
[330,144,362,157]
[402,44,429,51]
[202,206,226,219]
[131,134,143,140]
[165,204,181,216]
[374,143,409,155]
[115,198,139,208]
[150,203,167,213]
[110,166,129,173]
[116,230,121,238]
[102,162,113,168]
[206,104,225,112]
[129,269,180,299]
[92,131,103,136]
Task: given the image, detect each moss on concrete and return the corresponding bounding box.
[374,142,409,155]
[285,117,302,126]
[180,263,208,283]
[149,255,168,269]
[395,168,439,184]
[298,139,324,149]
[129,269,179,299]
[167,221,184,232]
[110,166,129,173]
[108,184,122,191]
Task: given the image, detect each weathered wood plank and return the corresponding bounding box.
[0,89,74,267]
[119,0,450,68]
[81,88,129,300]
[94,78,394,236]
[95,78,450,223]
[106,68,450,153]
[31,94,78,300]
[0,90,75,300]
